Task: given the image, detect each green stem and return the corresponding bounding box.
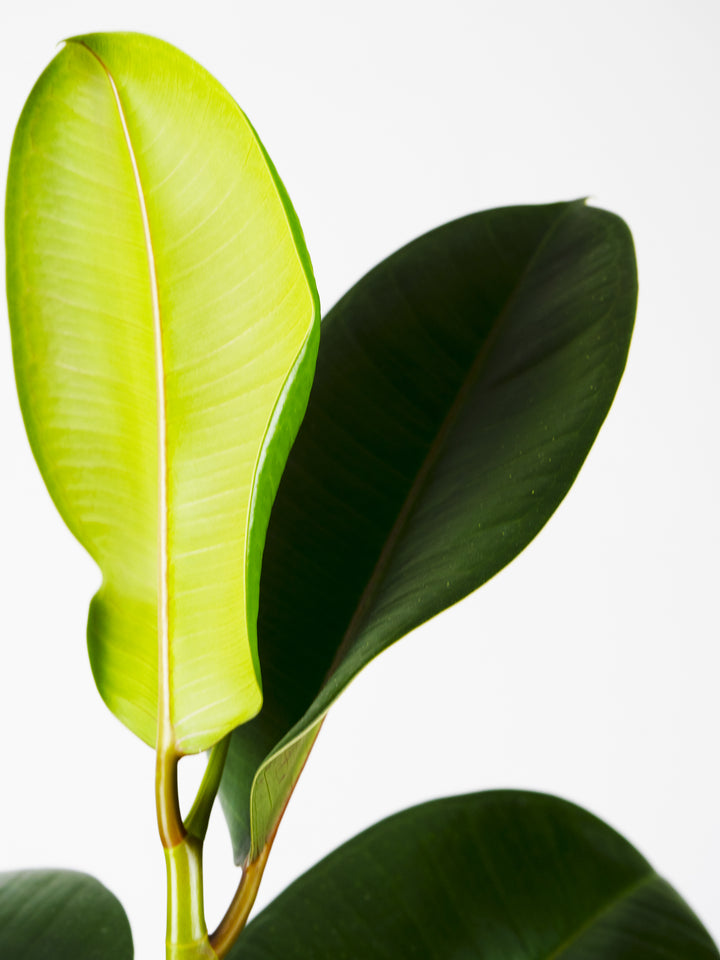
[185,736,231,842]
[209,842,272,959]
[164,836,217,959]
[156,747,217,959]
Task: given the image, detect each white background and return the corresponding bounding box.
[1,1,718,957]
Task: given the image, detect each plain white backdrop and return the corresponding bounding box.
[1,1,718,957]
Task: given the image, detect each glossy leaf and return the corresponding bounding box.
[220,201,637,861]
[0,869,133,959]
[6,33,319,754]
[234,791,717,959]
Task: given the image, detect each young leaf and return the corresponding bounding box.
[6,33,319,755]
[0,869,133,959]
[220,202,637,861]
[233,791,718,959]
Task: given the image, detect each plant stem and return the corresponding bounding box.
[209,842,272,959]
[164,835,216,959]
[156,747,217,959]
[186,737,231,842]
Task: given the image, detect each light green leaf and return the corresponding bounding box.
[234,791,718,959]
[6,33,319,754]
[0,869,133,959]
[220,202,637,861]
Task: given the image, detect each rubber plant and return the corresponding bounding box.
[3,30,716,960]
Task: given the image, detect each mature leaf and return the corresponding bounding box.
[6,33,319,754]
[0,869,133,959]
[220,201,637,861]
[233,791,717,959]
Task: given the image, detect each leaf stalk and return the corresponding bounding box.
[186,737,231,842]
[156,747,186,850]
[209,841,272,959]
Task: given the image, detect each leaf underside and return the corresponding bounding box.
[234,791,718,959]
[6,32,319,754]
[219,201,638,861]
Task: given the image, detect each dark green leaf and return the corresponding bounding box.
[234,791,717,959]
[221,201,637,862]
[0,869,133,959]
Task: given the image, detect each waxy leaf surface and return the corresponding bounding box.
[220,202,637,861]
[0,869,133,960]
[6,33,319,753]
[234,791,717,959]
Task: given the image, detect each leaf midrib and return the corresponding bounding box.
[328,201,581,675]
[244,204,581,859]
[74,40,172,749]
[544,871,654,959]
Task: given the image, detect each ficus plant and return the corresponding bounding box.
[1,30,716,960]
